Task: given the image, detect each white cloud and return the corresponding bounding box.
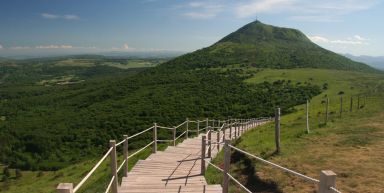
[308,36,330,43]
[235,0,378,22]
[178,1,224,20]
[41,13,81,20]
[10,46,31,50]
[353,35,369,41]
[35,45,74,49]
[63,15,80,20]
[9,45,80,50]
[41,13,60,19]
[308,35,369,45]
[183,12,217,19]
[123,43,130,50]
[0,44,3,49]
[236,0,295,18]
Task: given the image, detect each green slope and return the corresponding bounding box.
[206,69,384,192]
[163,21,374,72]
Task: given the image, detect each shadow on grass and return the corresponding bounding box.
[231,150,283,193]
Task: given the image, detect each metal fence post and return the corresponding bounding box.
[275,107,281,153]
[56,183,73,193]
[223,140,230,193]
[318,170,337,193]
[123,135,129,177]
[109,140,118,193]
[153,123,157,153]
[201,135,206,174]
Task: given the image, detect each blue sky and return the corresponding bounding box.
[0,0,383,57]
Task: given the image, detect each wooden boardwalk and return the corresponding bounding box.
[119,129,237,193]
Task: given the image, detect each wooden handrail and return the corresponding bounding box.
[57,117,270,193]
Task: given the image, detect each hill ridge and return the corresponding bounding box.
[162,20,375,72]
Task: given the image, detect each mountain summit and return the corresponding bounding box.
[165,21,373,71]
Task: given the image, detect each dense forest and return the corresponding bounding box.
[0,61,321,170]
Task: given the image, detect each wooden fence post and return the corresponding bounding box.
[223,140,230,193]
[109,140,118,193]
[186,118,189,139]
[350,96,353,112]
[201,135,206,174]
[208,128,212,158]
[306,100,310,134]
[325,97,329,124]
[153,123,157,153]
[357,96,360,109]
[173,127,176,146]
[56,183,73,193]
[229,124,232,139]
[197,121,200,135]
[223,124,226,140]
[235,122,238,139]
[275,107,281,153]
[206,118,209,133]
[123,135,129,177]
[339,96,343,117]
[318,170,337,193]
[217,131,220,151]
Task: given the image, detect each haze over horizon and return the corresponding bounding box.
[1,0,383,58]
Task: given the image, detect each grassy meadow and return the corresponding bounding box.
[205,68,384,192]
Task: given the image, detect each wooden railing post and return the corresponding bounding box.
[153,123,157,153]
[186,118,189,139]
[206,118,209,133]
[208,127,212,158]
[56,183,73,193]
[357,95,360,109]
[201,135,206,175]
[223,140,230,193]
[306,100,310,134]
[325,97,329,124]
[234,122,237,139]
[109,140,118,193]
[229,124,232,139]
[173,127,176,146]
[217,131,220,151]
[197,121,200,135]
[223,124,226,140]
[318,170,337,193]
[275,107,281,154]
[340,96,343,117]
[123,135,129,177]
